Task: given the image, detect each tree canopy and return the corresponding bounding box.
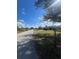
[35,0,61,22]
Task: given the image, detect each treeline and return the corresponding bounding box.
[17,26,61,31]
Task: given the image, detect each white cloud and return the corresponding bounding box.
[38,16,43,21]
[18,19,24,23]
[17,19,26,28]
[54,22,61,27]
[37,21,53,27]
[37,16,54,27]
[36,21,61,28]
[22,11,26,15]
[22,8,25,11]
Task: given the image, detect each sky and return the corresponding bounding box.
[17,0,47,28]
[17,0,61,28]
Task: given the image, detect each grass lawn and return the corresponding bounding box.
[33,30,61,59]
[17,30,24,33]
[34,29,61,38]
[17,29,28,33]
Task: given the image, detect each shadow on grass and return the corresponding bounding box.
[33,34,61,59]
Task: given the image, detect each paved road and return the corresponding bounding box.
[17,30,39,59]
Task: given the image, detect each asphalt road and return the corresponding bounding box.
[17,30,39,59]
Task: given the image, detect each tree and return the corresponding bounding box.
[35,0,61,21]
[35,0,55,9]
[30,27,34,29]
[35,1,61,58]
[35,0,61,35]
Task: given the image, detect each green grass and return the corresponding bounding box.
[34,30,61,38]
[17,28,28,33]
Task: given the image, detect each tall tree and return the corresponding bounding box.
[35,0,61,22]
[35,0,61,51]
[35,0,61,33]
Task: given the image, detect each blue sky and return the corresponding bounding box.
[17,0,61,28]
[17,0,47,28]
